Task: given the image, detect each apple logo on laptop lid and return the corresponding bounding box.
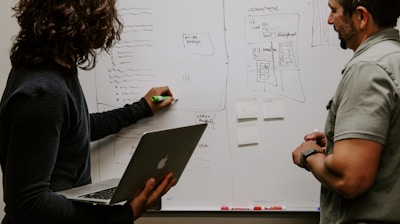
[157,155,168,170]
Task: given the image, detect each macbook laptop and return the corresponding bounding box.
[56,123,207,205]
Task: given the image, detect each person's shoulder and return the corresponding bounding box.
[9,63,77,101]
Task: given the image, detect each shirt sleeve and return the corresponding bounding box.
[89,97,153,141]
[334,61,396,144]
[2,82,134,224]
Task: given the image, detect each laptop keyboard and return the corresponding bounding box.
[79,187,117,200]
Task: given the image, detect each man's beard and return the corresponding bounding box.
[339,38,347,49]
[336,20,355,50]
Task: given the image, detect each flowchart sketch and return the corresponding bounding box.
[245,13,305,102]
[94,0,233,211]
[95,0,229,112]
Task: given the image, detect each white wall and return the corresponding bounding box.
[0,0,17,219]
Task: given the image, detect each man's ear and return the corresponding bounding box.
[355,6,369,29]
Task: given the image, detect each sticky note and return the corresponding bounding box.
[262,98,284,120]
[236,97,258,120]
[236,125,259,146]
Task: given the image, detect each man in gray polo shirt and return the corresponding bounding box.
[292,0,400,223]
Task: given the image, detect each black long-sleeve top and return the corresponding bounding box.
[0,63,153,224]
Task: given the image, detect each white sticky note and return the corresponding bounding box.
[236,125,259,146]
[236,98,258,120]
[262,98,284,120]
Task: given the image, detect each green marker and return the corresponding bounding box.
[151,96,170,102]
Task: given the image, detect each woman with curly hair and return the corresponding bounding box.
[0,0,177,223]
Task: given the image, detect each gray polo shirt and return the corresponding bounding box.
[321,28,400,223]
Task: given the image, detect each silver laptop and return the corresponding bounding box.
[56,123,207,205]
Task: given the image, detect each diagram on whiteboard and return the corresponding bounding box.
[245,14,305,103]
[85,0,347,211]
[93,0,234,210]
[95,0,229,112]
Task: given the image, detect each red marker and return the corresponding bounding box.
[253,205,263,210]
[220,205,229,211]
[265,205,286,210]
[231,207,251,211]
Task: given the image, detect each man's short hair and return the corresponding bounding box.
[339,0,400,28]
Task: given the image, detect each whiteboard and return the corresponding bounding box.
[82,0,354,211]
[0,0,369,213]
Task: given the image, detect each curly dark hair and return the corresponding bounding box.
[340,0,400,28]
[10,0,123,71]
